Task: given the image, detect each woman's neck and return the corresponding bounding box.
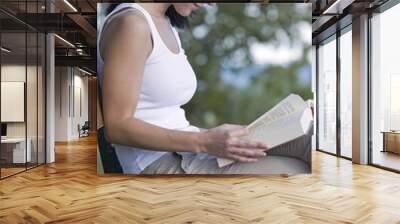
[138,3,171,18]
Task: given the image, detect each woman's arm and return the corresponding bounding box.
[101,11,267,162]
[101,11,199,151]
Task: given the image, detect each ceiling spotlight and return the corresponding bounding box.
[1,47,11,53]
[76,48,85,55]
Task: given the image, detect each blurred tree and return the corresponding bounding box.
[180,3,312,128]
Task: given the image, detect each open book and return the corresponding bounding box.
[217,94,313,167]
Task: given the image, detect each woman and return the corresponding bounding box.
[98,3,312,174]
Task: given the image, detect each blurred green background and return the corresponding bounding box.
[98,3,312,129]
[180,3,312,128]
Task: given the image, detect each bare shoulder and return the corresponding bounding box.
[111,9,150,34]
[100,9,152,59]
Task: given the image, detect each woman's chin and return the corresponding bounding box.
[178,11,192,17]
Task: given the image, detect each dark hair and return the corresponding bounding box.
[105,4,188,29]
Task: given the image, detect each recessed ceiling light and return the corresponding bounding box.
[63,0,78,12]
[54,34,75,48]
[322,0,354,15]
[78,67,92,76]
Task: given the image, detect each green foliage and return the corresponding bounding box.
[181,3,312,128]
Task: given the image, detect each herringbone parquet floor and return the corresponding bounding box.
[1,135,400,224]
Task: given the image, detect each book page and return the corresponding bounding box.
[217,94,312,167]
[247,94,306,129]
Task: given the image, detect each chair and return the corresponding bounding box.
[97,126,123,173]
[97,82,123,173]
[78,121,90,138]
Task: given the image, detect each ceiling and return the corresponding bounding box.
[0,0,394,74]
[311,0,390,44]
[0,0,98,73]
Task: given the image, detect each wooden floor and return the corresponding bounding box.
[1,163,45,178]
[1,167,26,178]
[373,150,400,171]
[1,135,400,223]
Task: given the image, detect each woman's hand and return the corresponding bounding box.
[198,124,268,162]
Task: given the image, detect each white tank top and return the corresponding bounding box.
[97,3,199,173]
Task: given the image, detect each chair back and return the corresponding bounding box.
[97,82,123,173]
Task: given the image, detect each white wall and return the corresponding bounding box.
[55,66,69,141]
[70,72,89,139]
[55,67,89,141]
[1,65,39,137]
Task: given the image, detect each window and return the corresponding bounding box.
[318,37,337,154]
[339,28,352,158]
[0,1,46,179]
[1,30,28,178]
[370,3,400,171]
